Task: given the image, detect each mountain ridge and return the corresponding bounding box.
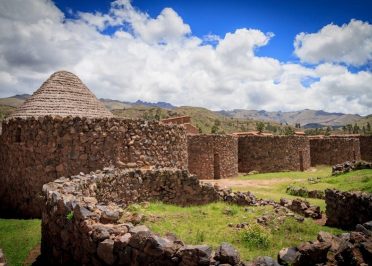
[0,94,368,127]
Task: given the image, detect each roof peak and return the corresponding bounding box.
[8,71,113,119]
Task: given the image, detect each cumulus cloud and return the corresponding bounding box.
[0,0,371,115]
[294,19,372,66]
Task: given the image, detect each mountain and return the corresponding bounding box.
[0,94,369,129]
[0,94,30,107]
[219,109,362,127]
[134,100,175,109]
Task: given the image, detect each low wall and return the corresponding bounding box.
[41,168,238,265]
[359,136,372,162]
[0,116,188,217]
[325,189,372,230]
[187,134,238,179]
[309,137,361,166]
[238,136,311,173]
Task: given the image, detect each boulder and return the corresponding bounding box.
[97,239,116,265]
[215,242,240,265]
[278,247,298,265]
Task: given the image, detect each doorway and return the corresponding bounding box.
[214,153,221,179]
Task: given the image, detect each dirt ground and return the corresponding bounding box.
[202,177,304,189]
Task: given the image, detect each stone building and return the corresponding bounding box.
[359,136,372,162]
[0,71,188,217]
[309,136,361,166]
[187,134,238,179]
[238,135,311,173]
[161,116,199,134]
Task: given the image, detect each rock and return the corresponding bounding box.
[295,241,331,266]
[97,239,116,265]
[129,225,150,234]
[177,245,212,265]
[317,231,333,243]
[363,221,372,231]
[128,231,152,250]
[144,235,177,257]
[98,204,123,223]
[215,242,240,265]
[356,224,372,236]
[0,249,6,264]
[278,247,298,265]
[251,256,281,266]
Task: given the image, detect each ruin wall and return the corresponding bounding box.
[238,136,311,173]
[0,116,188,217]
[359,136,372,162]
[309,137,361,166]
[325,189,372,230]
[187,134,238,179]
[41,168,231,265]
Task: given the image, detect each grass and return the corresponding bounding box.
[0,167,369,263]
[129,201,343,261]
[233,166,372,210]
[0,219,41,266]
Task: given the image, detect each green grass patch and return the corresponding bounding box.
[238,165,331,181]
[233,166,372,211]
[132,201,343,261]
[0,219,41,266]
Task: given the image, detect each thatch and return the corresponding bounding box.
[9,71,113,119]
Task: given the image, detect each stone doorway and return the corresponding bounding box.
[214,153,221,179]
[299,151,304,171]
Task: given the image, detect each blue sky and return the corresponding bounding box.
[0,0,371,114]
[55,0,372,63]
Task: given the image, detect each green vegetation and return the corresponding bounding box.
[66,211,74,221]
[113,105,283,134]
[130,201,343,261]
[0,219,41,266]
[236,166,372,210]
[0,105,16,122]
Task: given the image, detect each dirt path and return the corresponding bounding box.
[202,178,304,189]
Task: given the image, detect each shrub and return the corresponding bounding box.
[241,224,271,249]
[66,211,74,221]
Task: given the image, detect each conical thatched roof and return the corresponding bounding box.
[9,71,113,119]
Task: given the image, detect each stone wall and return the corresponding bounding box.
[187,134,238,179]
[325,189,372,230]
[41,168,237,265]
[359,136,372,162]
[309,137,361,166]
[0,116,188,217]
[238,136,311,173]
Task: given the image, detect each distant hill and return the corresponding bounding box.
[219,109,362,127]
[113,105,274,133]
[0,94,370,130]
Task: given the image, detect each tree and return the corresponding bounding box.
[211,119,221,134]
[154,108,162,121]
[325,126,331,136]
[346,124,353,134]
[367,122,371,133]
[256,121,265,134]
[283,126,295,136]
[353,123,360,134]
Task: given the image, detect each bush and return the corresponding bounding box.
[241,224,271,249]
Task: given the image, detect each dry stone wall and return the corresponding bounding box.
[359,136,372,162]
[187,134,238,179]
[0,116,188,217]
[325,189,372,230]
[309,137,361,166]
[41,168,244,265]
[238,136,311,173]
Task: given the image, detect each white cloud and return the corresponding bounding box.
[0,0,371,115]
[294,19,372,66]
